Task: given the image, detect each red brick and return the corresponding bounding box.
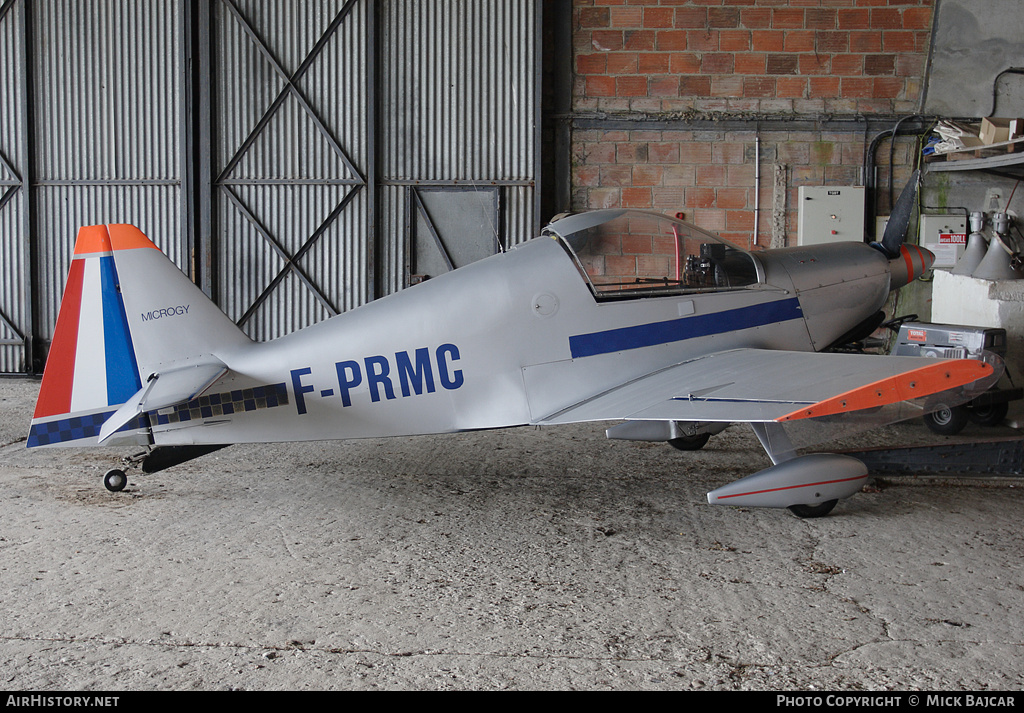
[806,9,837,30]
[784,30,815,53]
[679,142,713,164]
[638,53,671,73]
[735,53,766,75]
[849,30,882,53]
[776,76,807,98]
[874,77,905,99]
[817,31,850,54]
[696,164,727,186]
[633,165,663,186]
[840,77,874,98]
[621,187,653,208]
[864,54,895,76]
[649,143,680,163]
[583,142,616,164]
[870,9,903,30]
[675,7,709,29]
[643,8,675,29]
[574,165,601,187]
[712,76,744,97]
[576,54,607,75]
[600,166,632,186]
[883,31,922,53]
[649,75,680,97]
[808,76,841,98]
[621,235,653,254]
[832,54,864,76]
[688,30,720,52]
[686,187,717,209]
[616,76,648,97]
[609,7,643,28]
[616,143,648,163]
[606,53,638,75]
[579,7,610,29]
[740,8,772,30]
[752,30,785,52]
[656,30,688,51]
[670,53,702,74]
[623,30,656,51]
[636,255,671,277]
[585,76,618,97]
[702,53,735,75]
[799,54,831,75]
[903,7,934,30]
[679,76,712,96]
[694,209,727,234]
[708,7,740,29]
[720,30,751,52]
[726,209,755,233]
[590,31,623,52]
[728,164,755,188]
[772,9,805,29]
[766,53,798,75]
[663,165,695,186]
[714,143,747,164]
[838,9,871,31]
[896,54,925,77]
[743,77,777,98]
[606,255,636,276]
[586,188,621,211]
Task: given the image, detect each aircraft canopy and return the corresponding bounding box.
[543,210,762,299]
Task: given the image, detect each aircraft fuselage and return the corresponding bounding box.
[153,235,893,447]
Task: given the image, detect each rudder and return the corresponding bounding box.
[28,224,250,448]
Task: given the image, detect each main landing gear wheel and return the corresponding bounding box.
[103,469,128,493]
[923,405,969,435]
[968,401,1009,427]
[788,499,838,519]
[668,433,711,451]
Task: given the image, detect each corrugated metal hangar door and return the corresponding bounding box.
[0,0,187,374]
[0,0,540,373]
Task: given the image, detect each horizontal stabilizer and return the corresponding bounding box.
[98,361,228,443]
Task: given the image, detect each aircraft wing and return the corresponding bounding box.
[536,348,996,426]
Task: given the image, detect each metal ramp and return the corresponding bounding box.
[836,436,1024,477]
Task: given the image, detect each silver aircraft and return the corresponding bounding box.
[27,177,998,517]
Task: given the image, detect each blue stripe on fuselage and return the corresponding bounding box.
[568,297,803,359]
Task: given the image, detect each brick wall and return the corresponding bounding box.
[573,0,932,116]
[570,0,932,255]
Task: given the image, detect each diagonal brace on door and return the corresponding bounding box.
[412,188,455,273]
[223,186,345,320]
[217,0,365,185]
[234,185,363,329]
[0,304,25,346]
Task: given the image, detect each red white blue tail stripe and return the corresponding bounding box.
[28,225,147,447]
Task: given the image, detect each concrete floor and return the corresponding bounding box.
[2,378,1024,690]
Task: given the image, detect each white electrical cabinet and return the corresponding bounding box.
[797,186,865,245]
[918,214,967,269]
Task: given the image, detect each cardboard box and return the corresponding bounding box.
[980,117,1023,145]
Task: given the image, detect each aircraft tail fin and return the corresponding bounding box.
[28,224,250,448]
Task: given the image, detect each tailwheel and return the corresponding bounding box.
[103,469,128,493]
[787,499,838,519]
